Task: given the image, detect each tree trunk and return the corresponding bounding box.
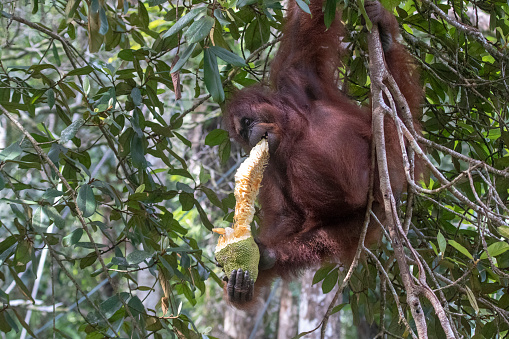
[223,287,270,339]
[224,303,270,339]
[277,280,298,339]
[357,315,378,339]
[137,265,161,312]
[298,270,341,339]
[0,116,6,148]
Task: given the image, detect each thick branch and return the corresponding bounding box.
[367,24,456,339]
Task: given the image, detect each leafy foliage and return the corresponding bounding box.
[0,0,508,338]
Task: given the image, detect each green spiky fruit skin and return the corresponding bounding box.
[215,236,260,282]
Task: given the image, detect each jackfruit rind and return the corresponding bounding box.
[215,235,260,281]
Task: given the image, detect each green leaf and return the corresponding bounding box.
[60,118,85,143]
[209,46,246,67]
[359,2,372,31]
[203,49,224,103]
[148,0,167,6]
[237,0,258,7]
[218,139,231,164]
[480,241,509,260]
[100,293,129,319]
[32,0,38,14]
[448,240,473,260]
[76,242,108,249]
[65,0,81,19]
[127,250,152,265]
[162,8,205,39]
[322,267,338,294]
[244,18,270,51]
[194,200,213,230]
[67,66,94,76]
[0,141,22,161]
[158,255,176,279]
[0,11,12,19]
[118,49,135,61]
[465,286,479,314]
[15,240,32,266]
[295,0,311,14]
[205,129,228,146]
[179,192,194,211]
[42,189,64,200]
[213,9,230,26]
[313,263,335,284]
[63,228,83,247]
[138,2,149,28]
[8,266,34,302]
[131,87,142,107]
[0,102,28,113]
[171,43,197,73]
[498,226,509,239]
[47,89,55,109]
[135,184,145,194]
[331,303,346,315]
[111,256,128,266]
[128,296,146,317]
[437,231,446,254]
[98,7,109,35]
[380,0,400,11]
[67,22,76,39]
[177,182,193,194]
[201,186,222,208]
[83,76,90,95]
[184,16,214,44]
[77,184,97,218]
[130,134,146,169]
[174,131,192,148]
[0,236,16,264]
[324,0,338,28]
[429,241,438,256]
[199,166,211,184]
[32,206,48,229]
[43,206,65,229]
[0,310,12,333]
[169,168,194,180]
[80,252,97,269]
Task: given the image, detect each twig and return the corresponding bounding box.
[417,136,509,178]
[5,14,78,69]
[398,120,509,228]
[364,248,415,337]
[421,0,508,62]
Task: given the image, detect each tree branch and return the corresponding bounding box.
[367,24,455,339]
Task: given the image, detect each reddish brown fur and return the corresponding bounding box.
[224,1,421,309]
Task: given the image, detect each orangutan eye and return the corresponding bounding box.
[238,117,253,142]
[241,117,253,128]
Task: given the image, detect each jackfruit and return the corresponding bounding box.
[212,138,269,282]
